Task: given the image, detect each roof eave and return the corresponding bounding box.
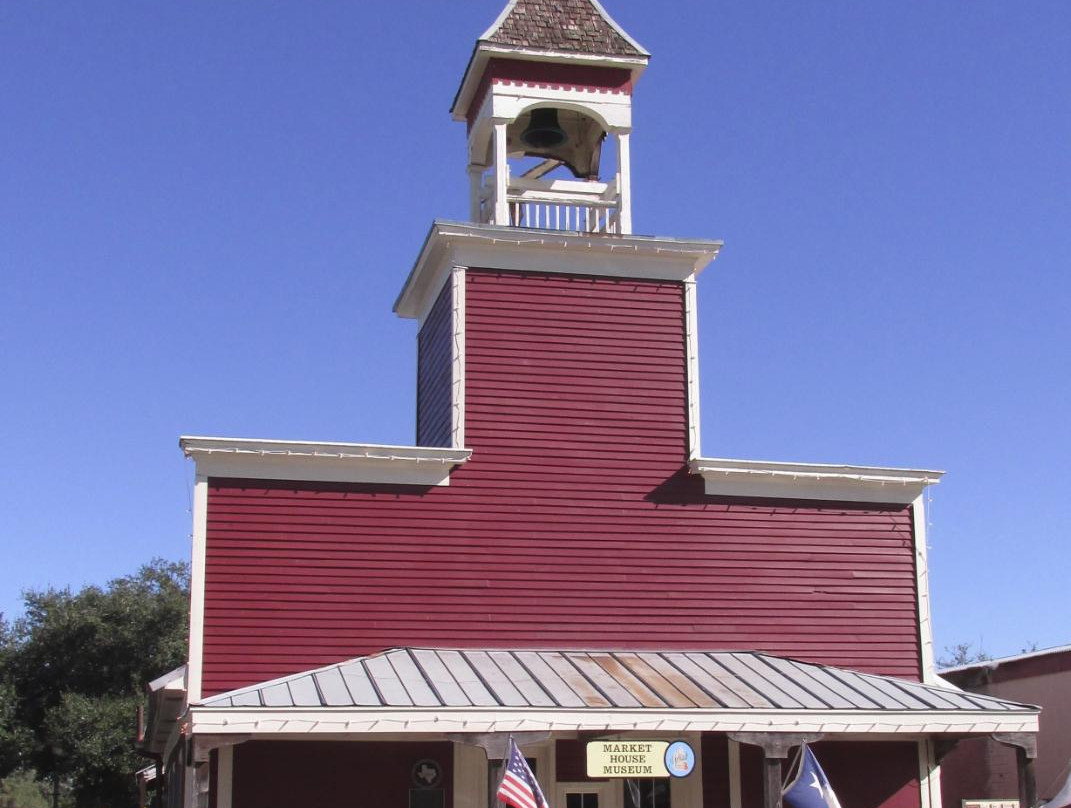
[188,704,1039,737]
[689,457,945,505]
[394,220,722,321]
[451,42,650,121]
[180,436,471,487]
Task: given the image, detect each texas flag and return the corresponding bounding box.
[1042,763,1071,808]
[783,746,842,808]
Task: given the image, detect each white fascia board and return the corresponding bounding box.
[452,44,649,121]
[180,436,471,487]
[486,84,633,131]
[689,457,944,505]
[148,665,187,694]
[395,221,722,321]
[188,706,1037,737]
[913,495,938,684]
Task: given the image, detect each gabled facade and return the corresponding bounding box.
[137,4,1041,808]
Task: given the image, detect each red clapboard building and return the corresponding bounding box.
[137,3,1041,808]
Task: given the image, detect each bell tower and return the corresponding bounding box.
[451,0,650,234]
[397,0,721,463]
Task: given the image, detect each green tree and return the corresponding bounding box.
[938,641,992,668]
[0,768,51,808]
[0,560,189,808]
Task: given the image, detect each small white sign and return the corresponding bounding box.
[963,800,1019,808]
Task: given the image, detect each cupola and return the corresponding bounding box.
[452,0,649,234]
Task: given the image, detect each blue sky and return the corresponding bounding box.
[2,1,1068,661]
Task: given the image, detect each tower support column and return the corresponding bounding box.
[492,120,510,226]
[616,130,632,234]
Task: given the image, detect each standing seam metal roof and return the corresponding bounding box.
[199,648,1034,713]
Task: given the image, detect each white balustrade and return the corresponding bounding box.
[479,176,624,234]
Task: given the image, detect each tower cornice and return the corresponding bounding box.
[394,220,722,322]
[451,43,648,122]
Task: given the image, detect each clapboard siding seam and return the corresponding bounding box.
[201,271,921,696]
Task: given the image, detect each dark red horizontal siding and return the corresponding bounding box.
[201,270,920,695]
[233,741,453,808]
[415,278,452,447]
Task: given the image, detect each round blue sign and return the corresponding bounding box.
[664,741,695,778]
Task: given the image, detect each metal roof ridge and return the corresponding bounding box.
[939,642,1071,674]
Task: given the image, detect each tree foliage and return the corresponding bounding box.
[938,641,992,668]
[0,560,189,808]
[0,769,51,808]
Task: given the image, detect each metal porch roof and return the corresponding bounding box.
[200,648,1031,714]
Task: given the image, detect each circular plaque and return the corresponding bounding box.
[665,741,696,778]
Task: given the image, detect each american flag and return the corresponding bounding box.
[496,737,550,808]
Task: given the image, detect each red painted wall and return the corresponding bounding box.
[232,741,453,808]
[200,270,921,695]
[940,650,1071,807]
[740,742,920,808]
[416,280,453,447]
[466,58,633,128]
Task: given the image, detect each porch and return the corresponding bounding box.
[146,648,1041,808]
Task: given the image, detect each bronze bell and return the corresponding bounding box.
[520,108,568,150]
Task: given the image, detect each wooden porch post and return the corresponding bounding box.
[993,732,1039,808]
[764,755,784,808]
[729,733,824,808]
[1018,746,1038,808]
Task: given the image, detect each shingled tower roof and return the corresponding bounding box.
[480,0,648,57]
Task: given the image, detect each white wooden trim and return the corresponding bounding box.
[493,120,510,226]
[395,221,722,321]
[913,495,939,684]
[477,0,521,46]
[556,780,619,808]
[187,475,208,705]
[728,739,742,808]
[180,437,471,488]
[917,738,943,808]
[451,266,467,449]
[216,745,234,808]
[690,458,943,505]
[587,0,650,55]
[484,85,633,132]
[670,731,703,808]
[684,277,702,460]
[189,706,1038,737]
[616,131,632,235]
[451,45,648,122]
[469,165,486,223]
[454,741,488,808]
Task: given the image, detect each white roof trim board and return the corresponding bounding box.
[189,648,1038,737]
[394,220,723,321]
[689,458,944,504]
[180,436,471,487]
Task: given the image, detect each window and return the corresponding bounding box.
[623,779,671,808]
